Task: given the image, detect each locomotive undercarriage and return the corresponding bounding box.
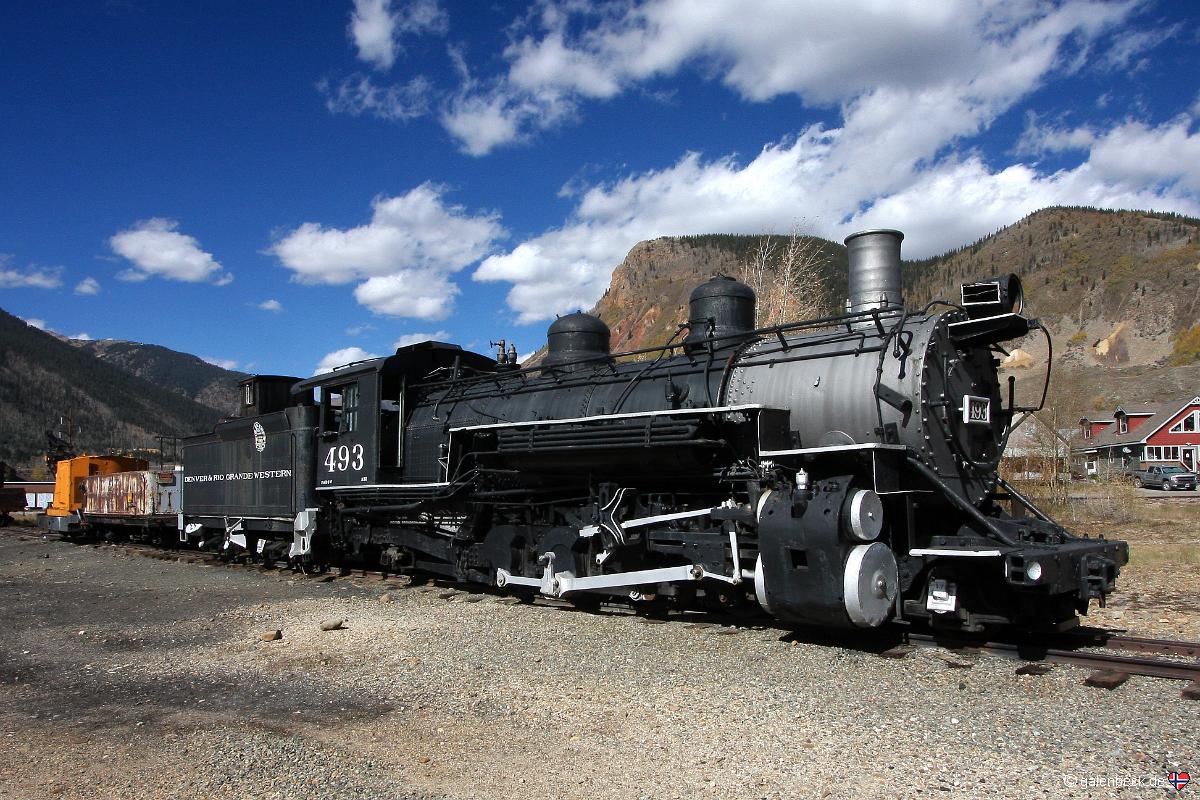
[292,446,1125,633]
[180,392,1127,633]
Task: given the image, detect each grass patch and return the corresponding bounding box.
[1013,478,1141,526]
[1128,543,1200,566]
[1169,323,1200,366]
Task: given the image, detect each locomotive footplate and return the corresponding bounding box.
[905,533,1127,630]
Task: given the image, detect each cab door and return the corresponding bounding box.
[316,377,377,487]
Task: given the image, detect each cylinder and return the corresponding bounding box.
[845,229,904,314]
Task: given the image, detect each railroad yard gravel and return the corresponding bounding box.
[0,528,1195,799]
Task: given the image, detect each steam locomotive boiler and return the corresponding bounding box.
[181,229,1127,633]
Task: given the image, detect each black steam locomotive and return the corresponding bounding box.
[179,229,1127,632]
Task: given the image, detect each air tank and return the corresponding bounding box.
[683,274,756,353]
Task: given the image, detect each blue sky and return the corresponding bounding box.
[2,0,1198,377]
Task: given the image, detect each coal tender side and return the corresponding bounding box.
[179,375,319,566]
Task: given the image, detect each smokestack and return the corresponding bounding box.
[845,229,904,314]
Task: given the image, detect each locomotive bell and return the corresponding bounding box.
[683,274,756,353]
[543,312,612,370]
[845,229,904,314]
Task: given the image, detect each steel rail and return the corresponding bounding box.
[904,631,1200,682]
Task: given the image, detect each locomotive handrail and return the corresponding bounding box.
[904,456,1019,547]
[416,305,921,390]
[993,475,1054,524]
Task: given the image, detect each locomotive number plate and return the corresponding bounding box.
[961,395,991,425]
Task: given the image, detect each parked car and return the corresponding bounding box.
[1130,464,1198,490]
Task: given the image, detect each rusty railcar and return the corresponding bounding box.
[38,455,148,533]
[82,469,181,533]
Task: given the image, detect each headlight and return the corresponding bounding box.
[1026,561,1043,582]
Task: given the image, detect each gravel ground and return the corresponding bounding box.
[0,528,1195,800]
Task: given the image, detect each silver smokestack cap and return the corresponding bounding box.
[845,229,904,314]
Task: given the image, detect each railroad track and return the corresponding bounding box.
[900,631,1200,696]
[7,527,1200,699]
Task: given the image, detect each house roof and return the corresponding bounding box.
[1114,403,1157,416]
[1073,396,1200,452]
[1004,414,1072,457]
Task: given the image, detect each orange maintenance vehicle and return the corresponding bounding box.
[38,455,147,533]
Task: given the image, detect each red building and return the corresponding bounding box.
[1075,396,1200,475]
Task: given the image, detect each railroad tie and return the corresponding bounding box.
[878,645,916,660]
[1015,663,1054,676]
[1084,669,1130,690]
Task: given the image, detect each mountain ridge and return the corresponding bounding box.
[579,206,1200,419]
[68,338,246,415]
[0,310,235,473]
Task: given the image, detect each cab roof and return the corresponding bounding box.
[294,340,495,391]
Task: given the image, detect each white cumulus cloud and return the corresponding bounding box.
[270,183,505,319]
[393,330,451,348]
[74,276,101,295]
[478,107,1200,323]
[441,0,1137,155]
[20,317,49,330]
[0,257,63,289]
[314,346,380,375]
[72,332,92,341]
[470,0,1200,322]
[258,298,283,312]
[349,0,448,71]
[110,218,232,284]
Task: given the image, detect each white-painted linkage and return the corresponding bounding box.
[579,506,718,538]
[496,562,738,599]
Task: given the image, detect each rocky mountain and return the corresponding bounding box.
[0,309,229,472]
[70,338,246,415]
[591,233,847,354]
[582,207,1200,421]
[903,207,1200,416]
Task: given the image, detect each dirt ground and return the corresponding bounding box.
[1039,488,1200,639]
[0,502,1196,800]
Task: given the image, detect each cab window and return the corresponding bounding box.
[322,382,359,433]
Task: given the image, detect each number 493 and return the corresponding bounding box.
[324,443,364,472]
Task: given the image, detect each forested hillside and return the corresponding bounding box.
[71,338,245,415]
[0,309,223,470]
